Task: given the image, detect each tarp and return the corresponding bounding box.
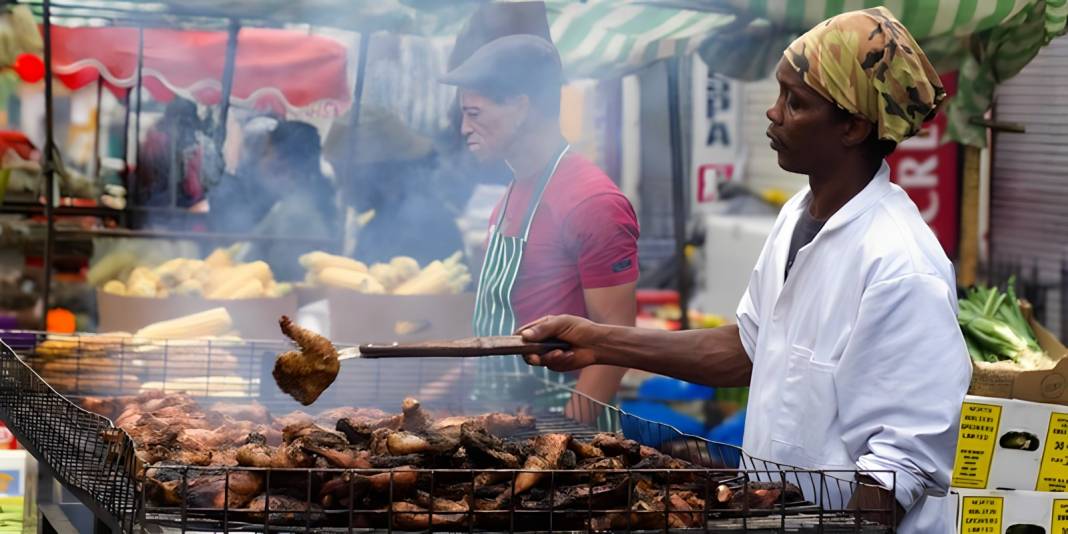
[49,26,351,117]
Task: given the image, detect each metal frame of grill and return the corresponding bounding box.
[0,331,899,532]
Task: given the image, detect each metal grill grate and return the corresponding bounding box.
[0,332,897,532]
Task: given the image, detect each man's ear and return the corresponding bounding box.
[842,115,874,148]
[508,94,532,126]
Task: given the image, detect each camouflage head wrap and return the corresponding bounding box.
[784,7,946,143]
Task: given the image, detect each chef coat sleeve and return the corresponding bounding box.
[835,273,971,512]
[735,269,760,362]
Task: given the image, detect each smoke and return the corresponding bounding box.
[122,29,513,284]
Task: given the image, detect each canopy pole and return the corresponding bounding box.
[131,27,144,211]
[216,19,240,147]
[350,32,371,130]
[40,0,55,330]
[666,57,690,331]
[120,89,132,204]
[345,30,371,180]
[92,76,103,182]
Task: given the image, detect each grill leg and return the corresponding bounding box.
[92,518,113,534]
[38,504,78,534]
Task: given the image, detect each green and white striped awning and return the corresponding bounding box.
[30,0,1068,146]
[546,1,736,79]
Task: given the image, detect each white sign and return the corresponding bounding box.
[690,56,741,208]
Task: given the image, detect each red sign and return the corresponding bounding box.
[886,73,960,257]
[696,163,734,203]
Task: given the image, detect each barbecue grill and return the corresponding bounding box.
[0,331,897,532]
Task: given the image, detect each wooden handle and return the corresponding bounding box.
[358,336,570,358]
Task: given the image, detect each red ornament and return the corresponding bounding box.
[13,54,45,83]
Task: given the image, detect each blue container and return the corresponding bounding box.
[636,377,715,402]
[705,409,746,467]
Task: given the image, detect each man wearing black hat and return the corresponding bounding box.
[441,34,640,404]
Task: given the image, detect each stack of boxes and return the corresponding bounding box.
[951,319,1068,533]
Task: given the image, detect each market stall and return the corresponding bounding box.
[3,0,1066,532]
[0,1,918,533]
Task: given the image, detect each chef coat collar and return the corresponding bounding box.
[796,160,892,235]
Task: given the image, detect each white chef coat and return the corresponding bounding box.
[736,161,971,533]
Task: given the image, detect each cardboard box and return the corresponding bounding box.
[969,316,1068,405]
[953,488,1068,533]
[325,289,475,344]
[952,395,1068,492]
[96,289,298,340]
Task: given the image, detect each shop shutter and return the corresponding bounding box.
[990,35,1068,338]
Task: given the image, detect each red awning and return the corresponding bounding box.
[50,26,351,117]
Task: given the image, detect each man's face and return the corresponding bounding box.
[766,60,846,175]
[459,89,526,162]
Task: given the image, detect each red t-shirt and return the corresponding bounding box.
[485,152,640,326]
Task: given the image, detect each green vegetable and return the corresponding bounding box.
[958,279,1052,369]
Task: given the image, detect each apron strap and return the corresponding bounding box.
[491,144,570,237]
[520,144,569,241]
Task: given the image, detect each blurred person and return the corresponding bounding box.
[134,97,221,211]
[517,8,968,532]
[209,115,280,234]
[325,106,464,265]
[440,35,640,405]
[247,120,339,281]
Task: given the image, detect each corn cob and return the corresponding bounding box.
[102,280,126,295]
[300,251,368,273]
[318,267,387,294]
[134,307,234,339]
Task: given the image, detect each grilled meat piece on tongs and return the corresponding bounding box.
[272,316,568,405]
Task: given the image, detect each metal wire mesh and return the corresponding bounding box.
[0,332,897,532]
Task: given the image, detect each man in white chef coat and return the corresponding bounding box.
[518,7,970,532]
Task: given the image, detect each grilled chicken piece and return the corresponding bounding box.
[591,433,642,463]
[460,422,520,468]
[497,433,571,502]
[336,415,403,447]
[302,445,371,469]
[400,397,432,432]
[244,494,325,525]
[273,315,340,405]
[145,468,263,509]
[384,430,458,456]
[392,501,469,529]
[282,422,347,446]
[235,432,316,469]
[319,466,419,505]
[519,479,628,511]
[721,481,805,509]
[568,439,605,460]
[430,411,536,440]
[356,454,419,469]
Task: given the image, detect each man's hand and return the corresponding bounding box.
[518,315,603,372]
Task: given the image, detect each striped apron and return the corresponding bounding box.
[473,144,571,393]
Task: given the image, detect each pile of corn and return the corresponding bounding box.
[302,251,471,295]
[101,247,291,299]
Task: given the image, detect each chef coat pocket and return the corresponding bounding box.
[782,345,839,462]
